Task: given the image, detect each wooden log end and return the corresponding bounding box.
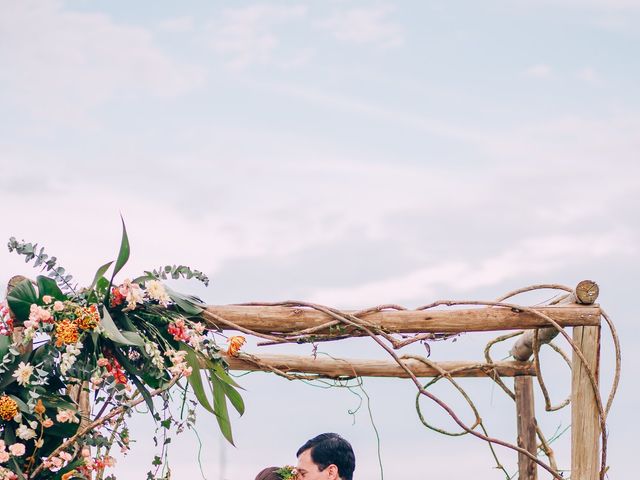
[575,280,599,305]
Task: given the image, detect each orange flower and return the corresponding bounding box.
[55,319,79,347]
[0,395,18,421]
[227,336,246,356]
[76,305,99,331]
[61,470,77,480]
[34,399,46,415]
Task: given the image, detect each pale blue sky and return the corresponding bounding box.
[1,1,638,478]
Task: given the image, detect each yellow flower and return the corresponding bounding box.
[227,336,246,356]
[55,319,79,347]
[0,395,18,421]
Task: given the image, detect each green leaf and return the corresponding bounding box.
[0,335,10,359]
[219,380,245,416]
[166,286,205,316]
[181,344,214,413]
[100,309,140,347]
[121,331,145,347]
[90,261,114,290]
[8,394,29,413]
[36,275,65,301]
[206,360,243,389]
[111,216,130,280]
[6,279,37,322]
[211,374,234,445]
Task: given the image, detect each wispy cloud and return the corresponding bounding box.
[308,231,636,307]
[317,4,404,48]
[576,66,602,85]
[524,64,553,79]
[156,16,195,33]
[208,4,308,69]
[0,0,204,123]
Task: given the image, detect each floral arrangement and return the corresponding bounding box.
[0,220,244,479]
[275,465,297,480]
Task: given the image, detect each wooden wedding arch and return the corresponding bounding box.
[200,280,614,480]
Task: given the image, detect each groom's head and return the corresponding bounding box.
[295,433,355,480]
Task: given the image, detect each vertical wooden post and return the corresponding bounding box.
[571,326,601,480]
[515,376,537,480]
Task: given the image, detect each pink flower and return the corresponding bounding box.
[97,358,109,367]
[29,304,51,323]
[8,444,25,456]
[53,301,64,312]
[42,419,54,428]
[42,295,53,305]
[0,451,9,463]
[59,451,72,462]
[56,409,79,424]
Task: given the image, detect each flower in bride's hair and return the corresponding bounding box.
[227,336,246,356]
[276,465,298,480]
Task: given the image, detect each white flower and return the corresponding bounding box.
[16,425,36,441]
[12,362,34,387]
[145,342,165,370]
[145,280,171,306]
[120,279,144,311]
[13,413,22,423]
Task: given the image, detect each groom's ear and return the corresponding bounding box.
[326,464,339,480]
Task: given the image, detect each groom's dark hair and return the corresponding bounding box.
[296,433,355,480]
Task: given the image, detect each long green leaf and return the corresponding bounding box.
[181,344,214,413]
[100,309,140,347]
[90,261,114,290]
[0,335,10,358]
[121,331,145,347]
[111,216,130,280]
[211,375,234,445]
[165,286,204,316]
[36,275,65,301]
[219,380,245,416]
[6,279,37,322]
[8,394,29,413]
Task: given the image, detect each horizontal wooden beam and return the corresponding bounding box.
[204,305,600,335]
[224,353,536,378]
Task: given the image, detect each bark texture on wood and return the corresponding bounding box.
[515,376,538,480]
[571,326,601,480]
[225,353,536,378]
[511,281,599,361]
[205,305,600,335]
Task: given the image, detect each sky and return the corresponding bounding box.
[1,0,639,478]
